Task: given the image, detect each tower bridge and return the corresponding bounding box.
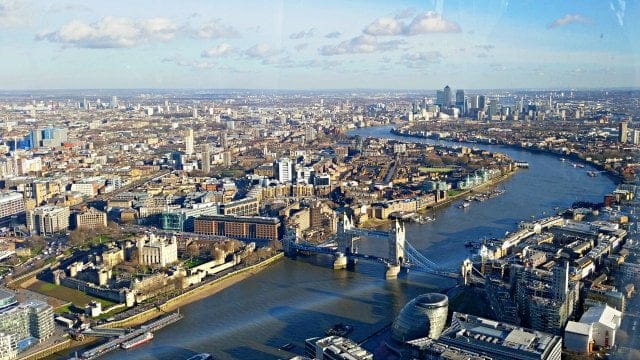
[284,213,469,280]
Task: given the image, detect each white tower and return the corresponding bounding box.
[185,128,194,156]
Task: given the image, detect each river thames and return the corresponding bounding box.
[56,125,616,360]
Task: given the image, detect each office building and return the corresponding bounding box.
[0,192,25,227]
[510,261,578,335]
[410,312,562,360]
[201,143,211,174]
[72,207,107,230]
[443,85,452,107]
[566,304,621,351]
[111,95,118,109]
[632,129,640,145]
[185,128,194,156]
[26,205,70,235]
[0,290,17,311]
[305,336,373,360]
[194,214,281,242]
[478,95,487,110]
[455,89,466,114]
[618,121,628,143]
[26,300,55,342]
[392,293,448,342]
[274,158,295,183]
[435,90,445,107]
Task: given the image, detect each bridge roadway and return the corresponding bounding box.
[80,312,183,359]
[290,239,461,279]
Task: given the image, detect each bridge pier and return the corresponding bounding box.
[385,264,401,279]
[333,252,347,269]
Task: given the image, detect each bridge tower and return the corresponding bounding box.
[385,220,406,279]
[337,213,356,255]
[282,227,298,257]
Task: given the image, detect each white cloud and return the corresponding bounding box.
[363,12,460,37]
[401,51,444,68]
[363,17,403,36]
[294,43,308,52]
[610,0,625,26]
[196,19,240,39]
[36,16,179,48]
[245,44,279,59]
[163,55,214,70]
[325,31,342,39]
[201,43,234,58]
[289,28,315,39]
[0,0,28,27]
[319,34,403,56]
[404,11,461,34]
[547,14,592,29]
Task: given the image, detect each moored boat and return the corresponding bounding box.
[121,332,153,350]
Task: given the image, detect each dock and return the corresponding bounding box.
[79,311,183,359]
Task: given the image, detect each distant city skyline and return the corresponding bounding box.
[1,0,638,90]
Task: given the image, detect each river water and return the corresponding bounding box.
[57,125,615,360]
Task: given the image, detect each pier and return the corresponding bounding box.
[78,311,183,359]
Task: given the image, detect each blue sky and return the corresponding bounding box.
[0,0,638,89]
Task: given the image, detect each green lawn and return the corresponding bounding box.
[27,280,116,308]
[447,189,466,197]
[184,257,208,269]
[54,303,72,314]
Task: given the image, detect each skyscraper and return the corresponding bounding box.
[619,121,628,143]
[478,95,487,110]
[455,89,465,114]
[201,143,210,174]
[443,85,452,107]
[111,95,118,109]
[185,128,194,155]
[435,90,445,107]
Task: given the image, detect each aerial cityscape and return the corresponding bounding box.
[0,1,638,360]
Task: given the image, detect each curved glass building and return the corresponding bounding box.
[0,289,17,311]
[391,293,448,342]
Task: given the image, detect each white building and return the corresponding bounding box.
[70,183,98,197]
[136,233,178,268]
[0,192,25,225]
[26,205,70,235]
[578,304,621,349]
[564,321,593,353]
[185,128,194,155]
[274,158,294,183]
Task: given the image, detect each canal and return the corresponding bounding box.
[53,125,616,360]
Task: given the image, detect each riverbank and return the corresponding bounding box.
[104,252,285,328]
[43,252,284,359]
[390,126,623,185]
[360,170,517,229]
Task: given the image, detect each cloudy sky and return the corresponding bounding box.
[1,0,638,90]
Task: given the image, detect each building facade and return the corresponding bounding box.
[136,233,178,267]
[26,205,70,235]
[73,207,107,229]
[194,215,281,242]
[0,192,25,227]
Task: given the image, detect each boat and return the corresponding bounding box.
[279,343,295,351]
[121,332,154,349]
[325,323,353,337]
[560,158,566,162]
[186,354,213,360]
[587,171,598,177]
[576,164,585,168]
[459,201,470,209]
